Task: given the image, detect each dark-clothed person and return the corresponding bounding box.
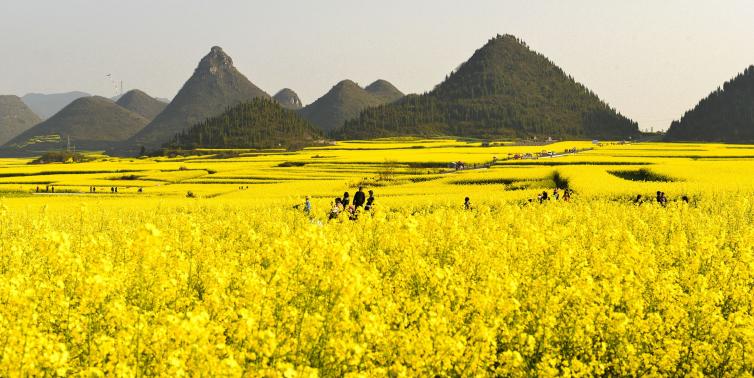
[365,191,375,211]
[342,192,350,207]
[353,186,366,207]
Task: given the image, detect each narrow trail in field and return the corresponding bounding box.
[444,147,592,174]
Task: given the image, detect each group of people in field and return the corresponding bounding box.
[89,186,142,193]
[35,185,146,194]
[304,185,690,218]
[298,186,376,220]
[634,191,689,206]
[35,185,55,193]
[463,187,574,210]
[326,186,375,220]
[464,187,691,210]
[87,186,119,193]
[534,188,572,203]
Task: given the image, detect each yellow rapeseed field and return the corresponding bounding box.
[2,140,754,376]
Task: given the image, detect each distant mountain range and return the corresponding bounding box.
[21,91,90,119]
[7,35,753,156]
[299,79,404,133]
[129,46,271,148]
[4,96,149,151]
[665,66,754,142]
[336,35,639,140]
[0,95,42,145]
[170,97,322,150]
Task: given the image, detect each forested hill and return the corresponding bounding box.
[665,66,754,142]
[169,98,322,150]
[335,34,639,140]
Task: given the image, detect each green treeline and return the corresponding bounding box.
[170,98,322,149]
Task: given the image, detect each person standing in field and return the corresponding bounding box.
[329,198,342,220]
[563,189,571,202]
[657,191,667,206]
[353,186,366,208]
[539,191,549,203]
[342,192,351,207]
[347,204,357,220]
[365,190,375,211]
[464,197,472,210]
[304,196,312,214]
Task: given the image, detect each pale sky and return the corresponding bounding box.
[1,1,753,131]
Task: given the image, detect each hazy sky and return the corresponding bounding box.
[1,1,753,131]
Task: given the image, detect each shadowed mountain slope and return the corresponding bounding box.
[0,95,42,145]
[5,96,149,151]
[129,46,270,148]
[665,66,754,142]
[115,89,168,121]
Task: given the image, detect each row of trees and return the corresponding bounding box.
[336,96,637,140]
